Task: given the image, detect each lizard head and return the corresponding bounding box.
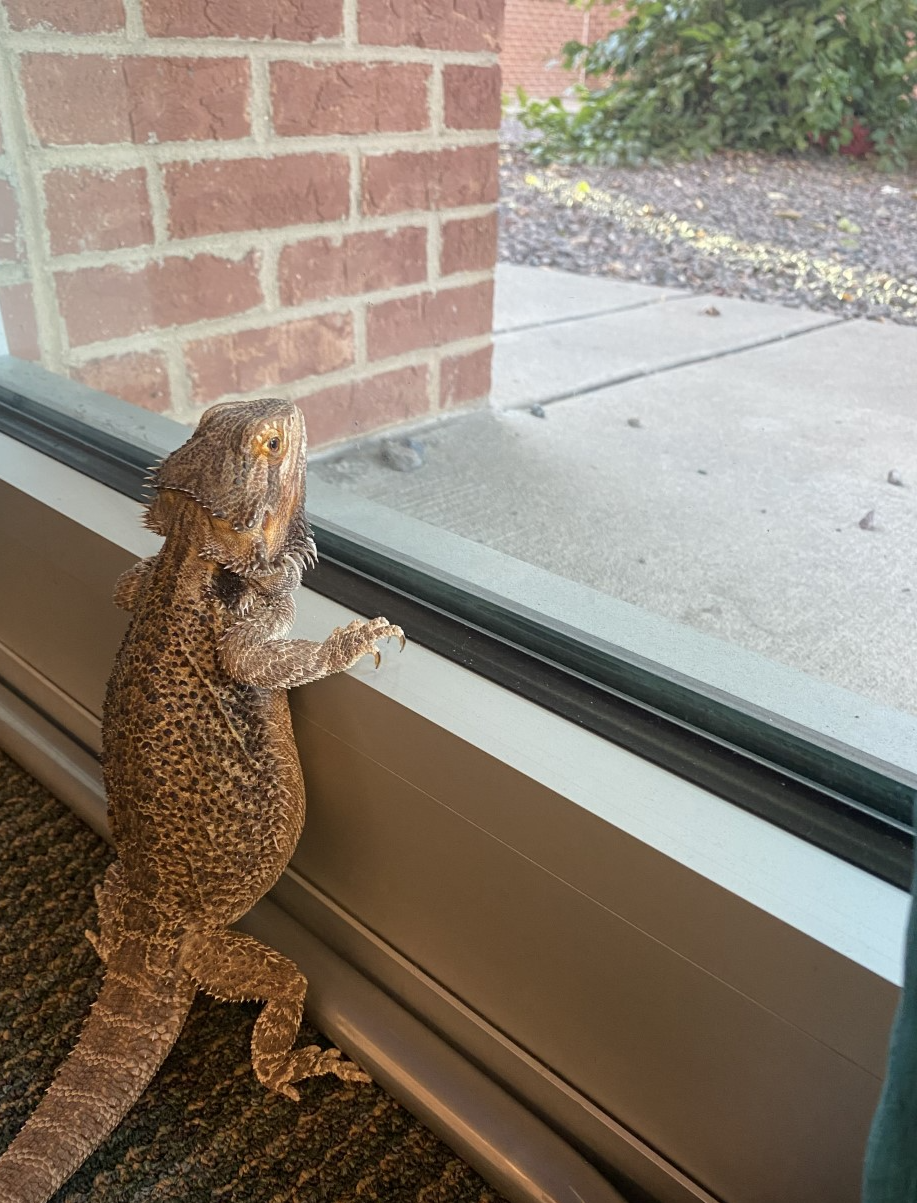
[145,399,316,578]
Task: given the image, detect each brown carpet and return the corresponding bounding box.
[0,748,505,1203]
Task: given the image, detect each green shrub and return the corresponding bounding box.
[517,0,917,167]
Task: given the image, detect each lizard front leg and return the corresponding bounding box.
[221,592,404,689]
[112,556,157,611]
[181,929,370,1099]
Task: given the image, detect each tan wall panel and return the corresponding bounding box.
[288,718,882,1203]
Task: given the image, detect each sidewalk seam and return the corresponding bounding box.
[495,291,697,336]
[501,315,849,409]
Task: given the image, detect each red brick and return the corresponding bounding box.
[185,314,354,404]
[441,343,493,407]
[271,61,429,136]
[296,364,430,446]
[359,0,501,52]
[361,146,498,216]
[56,253,262,346]
[73,351,171,412]
[7,0,125,32]
[500,0,624,97]
[0,180,21,262]
[279,227,427,305]
[21,55,249,147]
[165,155,349,239]
[44,168,153,255]
[440,212,498,275]
[142,0,342,40]
[444,64,502,129]
[22,55,124,146]
[126,57,250,143]
[0,282,40,360]
[366,280,493,360]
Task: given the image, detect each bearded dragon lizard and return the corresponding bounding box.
[0,399,403,1203]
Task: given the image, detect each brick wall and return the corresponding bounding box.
[501,0,625,99]
[0,0,503,447]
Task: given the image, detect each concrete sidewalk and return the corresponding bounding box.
[316,264,917,717]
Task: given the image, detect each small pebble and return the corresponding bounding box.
[858,509,876,530]
[380,437,425,472]
[887,469,905,486]
[529,404,546,418]
[626,416,642,428]
[701,305,721,317]
[697,468,708,475]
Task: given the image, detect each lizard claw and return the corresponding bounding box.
[261,1044,372,1096]
[361,619,404,668]
[331,618,405,672]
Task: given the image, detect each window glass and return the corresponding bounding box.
[1,1,916,823]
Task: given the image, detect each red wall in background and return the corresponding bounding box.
[501,0,626,99]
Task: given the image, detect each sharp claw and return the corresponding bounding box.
[342,1066,373,1084]
[398,634,406,652]
[373,649,381,669]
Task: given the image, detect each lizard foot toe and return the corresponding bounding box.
[84,928,107,962]
[362,619,405,668]
[259,1045,372,1098]
[331,618,405,671]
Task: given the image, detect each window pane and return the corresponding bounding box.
[1,2,915,843]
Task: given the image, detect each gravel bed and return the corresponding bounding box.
[498,134,917,325]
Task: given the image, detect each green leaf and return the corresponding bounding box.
[518,0,917,167]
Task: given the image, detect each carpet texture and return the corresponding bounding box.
[0,748,505,1203]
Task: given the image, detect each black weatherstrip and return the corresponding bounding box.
[0,392,154,499]
[309,535,913,890]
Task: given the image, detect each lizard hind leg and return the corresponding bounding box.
[85,863,124,963]
[180,929,371,1101]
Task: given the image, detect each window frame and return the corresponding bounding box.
[0,356,913,888]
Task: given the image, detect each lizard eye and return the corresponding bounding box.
[257,427,285,457]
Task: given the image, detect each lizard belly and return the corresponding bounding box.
[103,617,306,926]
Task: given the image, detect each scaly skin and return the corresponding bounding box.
[0,400,403,1203]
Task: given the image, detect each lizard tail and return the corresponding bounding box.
[0,946,196,1203]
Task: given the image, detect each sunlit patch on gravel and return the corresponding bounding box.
[499,143,917,326]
